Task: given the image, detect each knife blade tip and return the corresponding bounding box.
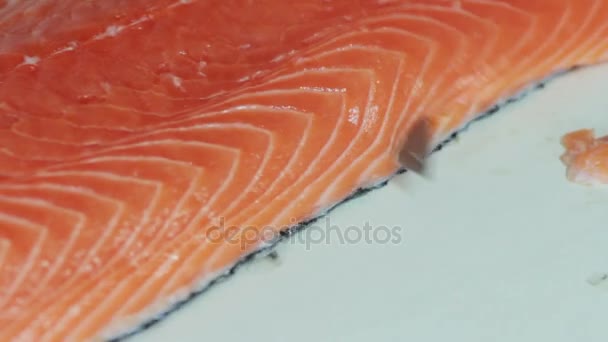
[398,118,432,176]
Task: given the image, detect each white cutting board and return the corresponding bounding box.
[133,63,608,342]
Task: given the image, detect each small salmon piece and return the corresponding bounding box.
[561,129,608,185]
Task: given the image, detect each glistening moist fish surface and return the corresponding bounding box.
[111,70,566,342]
[1,0,608,341]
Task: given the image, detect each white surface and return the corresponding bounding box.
[134,64,608,342]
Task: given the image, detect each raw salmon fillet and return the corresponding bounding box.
[1,0,608,340]
[561,129,608,185]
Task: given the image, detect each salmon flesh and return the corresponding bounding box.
[0,0,607,340]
